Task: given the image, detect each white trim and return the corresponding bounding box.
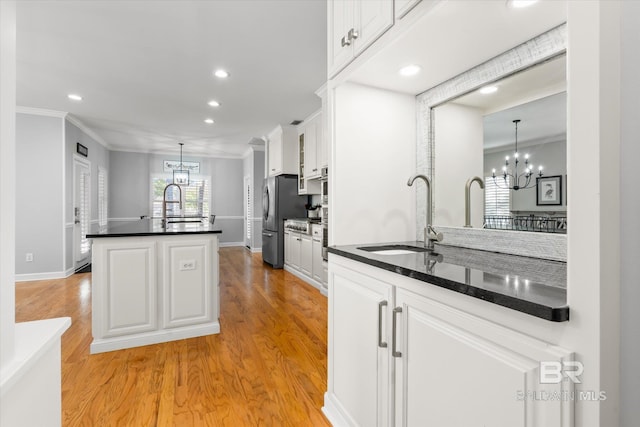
[90,322,220,354]
[61,113,67,274]
[284,265,324,292]
[215,216,244,220]
[15,268,75,282]
[250,247,262,253]
[15,106,67,118]
[219,241,245,248]
[0,318,71,397]
[111,146,245,159]
[65,114,112,150]
[90,219,99,225]
[65,223,73,228]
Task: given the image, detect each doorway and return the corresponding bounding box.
[73,156,91,271]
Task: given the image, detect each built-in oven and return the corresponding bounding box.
[321,166,328,205]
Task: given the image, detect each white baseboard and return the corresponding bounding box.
[90,322,220,354]
[250,247,262,253]
[284,265,326,293]
[219,241,245,247]
[16,268,75,282]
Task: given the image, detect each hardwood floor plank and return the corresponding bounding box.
[15,247,330,426]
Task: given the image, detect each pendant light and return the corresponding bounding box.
[173,142,189,185]
[491,119,543,191]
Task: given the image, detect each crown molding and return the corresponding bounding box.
[65,114,113,150]
[16,106,67,118]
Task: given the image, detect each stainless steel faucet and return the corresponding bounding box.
[464,176,484,228]
[162,183,183,226]
[407,174,443,250]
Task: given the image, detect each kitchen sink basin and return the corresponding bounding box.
[357,244,430,255]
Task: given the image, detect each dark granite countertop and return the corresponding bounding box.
[87,219,222,238]
[328,241,568,322]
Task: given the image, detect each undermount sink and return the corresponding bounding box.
[357,244,430,255]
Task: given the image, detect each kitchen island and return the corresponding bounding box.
[87,219,222,354]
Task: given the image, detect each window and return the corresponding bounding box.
[79,169,91,255]
[484,175,511,228]
[151,175,210,218]
[98,167,108,226]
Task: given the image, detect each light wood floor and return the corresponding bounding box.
[15,247,331,426]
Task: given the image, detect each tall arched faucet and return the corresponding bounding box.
[464,176,484,228]
[407,174,443,250]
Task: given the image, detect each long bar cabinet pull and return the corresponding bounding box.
[392,307,402,358]
[378,300,388,348]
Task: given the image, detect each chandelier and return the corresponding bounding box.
[173,142,189,185]
[491,119,543,191]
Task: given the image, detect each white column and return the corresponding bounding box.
[0,0,16,371]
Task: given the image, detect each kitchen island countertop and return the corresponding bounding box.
[328,241,568,322]
[87,218,222,238]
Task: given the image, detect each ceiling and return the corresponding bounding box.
[16,0,327,158]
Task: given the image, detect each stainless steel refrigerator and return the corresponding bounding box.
[262,174,307,268]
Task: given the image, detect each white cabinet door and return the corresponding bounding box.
[289,232,301,269]
[267,126,283,176]
[300,234,313,276]
[325,263,393,427]
[312,236,323,282]
[305,115,320,179]
[353,0,394,56]
[160,238,216,329]
[93,240,157,338]
[394,287,574,427]
[284,231,292,266]
[394,0,422,19]
[328,0,356,77]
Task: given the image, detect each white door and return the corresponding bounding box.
[244,175,252,248]
[74,156,91,270]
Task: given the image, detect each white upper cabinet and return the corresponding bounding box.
[297,110,323,195]
[267,125,298,177]
[328,0,394,77]
[394,0,421,20]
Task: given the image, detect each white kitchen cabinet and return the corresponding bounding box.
[267,125,298,177]
[90,234,221,354]
[160,237,217,329]
[328,0,394,77]
[324,255,575,427]
[93,239,158,338]
[300,234,313,276]
[315,84,329,168]
[394,0,421,19]
[297,111,322,194]
[324,261,393,427]
[312,225,323,283]
[284,231,292,265]
[288,231,302,269]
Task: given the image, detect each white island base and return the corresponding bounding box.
[90,233,220,354]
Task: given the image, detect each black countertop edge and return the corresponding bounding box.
[328,247,569,323]
[88,229,223,238]
[87,219,223,238]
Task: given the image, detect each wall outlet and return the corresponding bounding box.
[25,253,33,262]
[179,260,196,271]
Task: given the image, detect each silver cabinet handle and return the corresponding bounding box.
[348,28,359,41]
[392,307,402,357]
[341,35,351,47]
[378,301,388,348]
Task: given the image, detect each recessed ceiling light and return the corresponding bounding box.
[208,100,221,107]
[67,94,83,101]
[214,69,229,78]
[204,118,214,124]
[479,85,498,95]
[399,64,421,77]
[507,0,538,8]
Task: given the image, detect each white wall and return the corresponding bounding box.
[331,82,415,245]
[15,113,64,276]
[620,1,640,424]
[433,103,484,228]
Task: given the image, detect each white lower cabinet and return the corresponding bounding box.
[324,256,575,427]
[284,226,326,291]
